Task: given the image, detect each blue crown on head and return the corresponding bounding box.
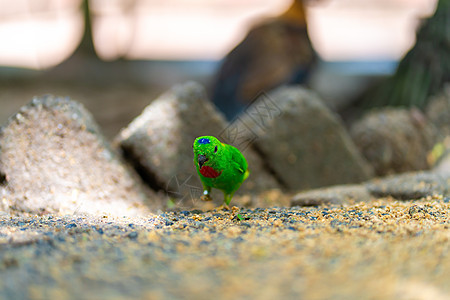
[198,138,211,144]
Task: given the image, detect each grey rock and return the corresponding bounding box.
[426,85,450,138]
[290,169,450,206]
[235,86,373,191]
[0,95,155,216]
[350,107,437,176]
[291,184,372,206]
[433,149,450,176]
[426,87,450,175]
[116,82,279,207]
[366,171,449,200]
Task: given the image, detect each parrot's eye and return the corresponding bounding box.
[214,146,218,153]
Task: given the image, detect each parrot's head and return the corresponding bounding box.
[193,136,223,178]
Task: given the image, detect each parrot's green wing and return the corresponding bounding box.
[228,145,249,179]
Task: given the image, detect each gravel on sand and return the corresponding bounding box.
[0,196,449,299]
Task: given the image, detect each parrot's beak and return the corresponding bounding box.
[198,154,208,168]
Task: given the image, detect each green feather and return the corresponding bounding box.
[193,136,249,206]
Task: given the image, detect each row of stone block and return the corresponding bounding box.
[1,82,447,215]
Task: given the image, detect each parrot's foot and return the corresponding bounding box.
[216,203,230,211]
[200,194,213,202]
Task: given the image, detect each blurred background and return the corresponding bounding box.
[0,0,439,137]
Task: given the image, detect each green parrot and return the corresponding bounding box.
[193,136,249,206]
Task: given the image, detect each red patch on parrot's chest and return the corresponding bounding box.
[199,166,222,178]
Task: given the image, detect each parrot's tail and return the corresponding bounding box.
[243,169,250,181]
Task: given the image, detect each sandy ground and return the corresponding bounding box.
[0,196,448,300]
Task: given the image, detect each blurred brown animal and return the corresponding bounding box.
[211,0,318,120]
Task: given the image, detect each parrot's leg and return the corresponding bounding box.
[200,185,212,201]
[224,193,234,206]
[214,192,232,210]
